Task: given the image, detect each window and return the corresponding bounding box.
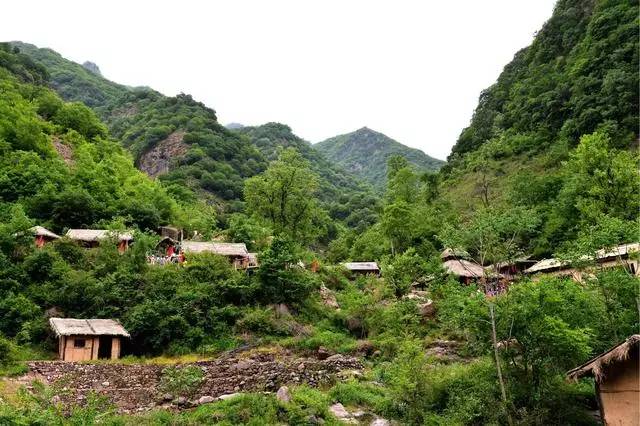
[74,339,86,348]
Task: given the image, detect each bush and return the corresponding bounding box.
[159,365,204,397]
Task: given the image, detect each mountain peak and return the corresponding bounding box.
[316,128,443,188]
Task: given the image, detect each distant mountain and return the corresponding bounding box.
[225,122,245,130]
[315,127,443,188]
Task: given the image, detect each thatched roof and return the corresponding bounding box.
[30,226,60,239]
[181,241,248,257]
[440,248,469,260]
[525,242,639,274]
[343,262,380,272]
[524,258,566,274]
[66,229,133,243]
[567,334,640,382]
[442,259,485,278]
[596,242,639,261]
[49,318,130,337]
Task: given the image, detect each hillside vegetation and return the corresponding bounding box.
[316,127,443,188]
[0,0,638,424]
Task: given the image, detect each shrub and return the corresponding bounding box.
[159,365,204,397]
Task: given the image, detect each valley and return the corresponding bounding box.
[0,0,638,424]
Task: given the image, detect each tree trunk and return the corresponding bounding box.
[490,303,514,426]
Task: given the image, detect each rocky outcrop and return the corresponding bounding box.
[81,61,102,76]
[52,138,74,165]
[27,350,362,413]
[138,130,188,178]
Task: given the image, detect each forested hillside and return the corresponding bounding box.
[12,42,266,210]
[0,43,213,235]
[316,127,443,188]
[440,0,638,256]
[13,43,379,228]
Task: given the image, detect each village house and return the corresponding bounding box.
[66,229,133,252]
[30,226,60,248]
[567,335,639,426]
[525,242,639,282]
[180,241,251,269]
[492,257,536,281]
[342,262,380,276]
[440,248,486,284]
[49,318,130,361]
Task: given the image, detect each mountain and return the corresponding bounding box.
[315,127,444,188]
[0,43,211,234]
[12,42,267,209]
[234,123,380,231]
[11,42,378,229]
[440,0,638,255]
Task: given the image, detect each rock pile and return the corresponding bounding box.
[27,351,362,413]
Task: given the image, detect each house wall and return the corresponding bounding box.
[61,335,100,361]
[598,355,639,426]
[58,336,122,361]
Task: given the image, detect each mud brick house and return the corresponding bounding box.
[440,248,487,284]
[49,318,130,361]
[342,262,380,276]
[567,335,639,426]
[66,229,133,253]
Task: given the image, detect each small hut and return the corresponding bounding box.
[342,262,380,276]
[66,229,133,252]
[440,248,485,284]
[30,226,60,248]
[567,335,639,425]
[180,241,250,269]
[49,318,130,361]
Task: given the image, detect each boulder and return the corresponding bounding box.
[317,346,333,360]
[218,393,242,401]
[198,395,215,405]
[319,285,339,309]
[371,418,391,426]
[276,385,291,403]
[329,402,351,419]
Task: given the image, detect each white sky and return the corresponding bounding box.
[3,0,556,160]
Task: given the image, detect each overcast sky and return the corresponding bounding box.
[3,0,556,160]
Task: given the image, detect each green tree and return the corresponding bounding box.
[256,236,316,305]
[244,148,327,243]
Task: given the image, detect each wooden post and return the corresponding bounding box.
[111,337,121,359]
